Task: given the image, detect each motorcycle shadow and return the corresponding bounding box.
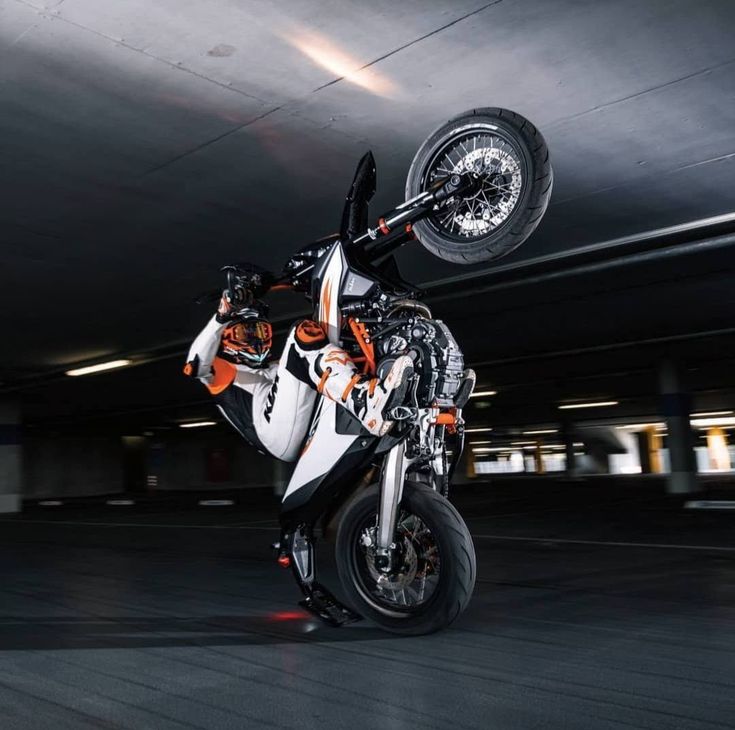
[0,613,386,652]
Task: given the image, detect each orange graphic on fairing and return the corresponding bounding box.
[320,276,332,331]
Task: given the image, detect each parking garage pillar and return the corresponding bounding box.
[535,442,546,474]
[706,427,731,471]
[562,421,576,476]
[0,399,22,513]
[659,360,699,494]
[637,427,663,474]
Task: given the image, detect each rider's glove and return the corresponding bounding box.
[215,292,235,324]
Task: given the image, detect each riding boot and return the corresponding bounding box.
[317,350,414,436]
[292,321,413,436]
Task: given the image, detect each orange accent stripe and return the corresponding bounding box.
[321,276,332,331]
[341,374,361,402]
[325,350,350,365]
[378,217,390,235]
[206,357,236,395]
[317,368,331,395]
[268,283,294,292]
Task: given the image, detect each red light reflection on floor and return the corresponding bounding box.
[269,610,307,622]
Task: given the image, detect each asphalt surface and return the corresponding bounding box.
[1,480,733,729]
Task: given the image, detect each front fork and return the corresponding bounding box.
[374,403,466,568]
[375,440,410,573]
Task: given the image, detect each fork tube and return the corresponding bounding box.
[376,441,407,558]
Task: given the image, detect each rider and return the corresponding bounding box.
[184,284,413,462]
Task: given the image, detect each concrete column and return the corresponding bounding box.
[562,421,576,476]
[659,360,699,494]
[637,427,662,474]
[535,441,545,474]
[706,427,731,471]
[0,400,22,513]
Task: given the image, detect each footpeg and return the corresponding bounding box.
[298,583,362,627]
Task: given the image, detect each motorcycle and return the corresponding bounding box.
[224,108,552,634]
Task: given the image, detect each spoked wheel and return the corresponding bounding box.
[406,108,553,264]
[335,482,476,635]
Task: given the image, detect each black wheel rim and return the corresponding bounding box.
[420,123,528,243]
[350,509,442,615]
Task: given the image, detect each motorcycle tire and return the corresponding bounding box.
[406,107,553,264]
[335,481,476,635]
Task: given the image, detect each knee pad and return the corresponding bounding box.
[294,320,327,351]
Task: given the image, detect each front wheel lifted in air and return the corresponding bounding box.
[406,107,553,264]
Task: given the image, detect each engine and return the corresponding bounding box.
[375,317,465,408]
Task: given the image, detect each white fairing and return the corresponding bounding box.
[316,242,346,345]
[282,398,359,500]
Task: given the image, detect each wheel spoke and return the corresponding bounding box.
[426,130,523,241]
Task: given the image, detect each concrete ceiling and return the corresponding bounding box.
[3,0,735,421]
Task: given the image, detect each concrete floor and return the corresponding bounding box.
[1,481,733,729]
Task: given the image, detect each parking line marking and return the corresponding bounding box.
[4,519,734,551]
[472,533,735,552]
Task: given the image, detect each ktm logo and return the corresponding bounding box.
[264,375,278,422]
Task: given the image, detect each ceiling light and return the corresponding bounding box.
[470,390,497,398]
[66,359,132,377]
[466,427,493,433]
[558,401,618,410]
[286,30,398,97]
[510,441,536,446]
[179,420,218,429]
[692,411,734,417]
[522,428,558,435]
[472,446,515,453]
[616,422,665,430]
[691,417,735,428]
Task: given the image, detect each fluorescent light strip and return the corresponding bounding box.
[616,422,665,430]
[692,411,734,417]
[470,390,497,398]
[522,428,558,435]
[465,427,493,433]
[66,359,132,377]
[179,421,218,429]
[691,417,735,428]
[558,401,618,410]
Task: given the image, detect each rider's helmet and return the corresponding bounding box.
[219,307,273,368]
